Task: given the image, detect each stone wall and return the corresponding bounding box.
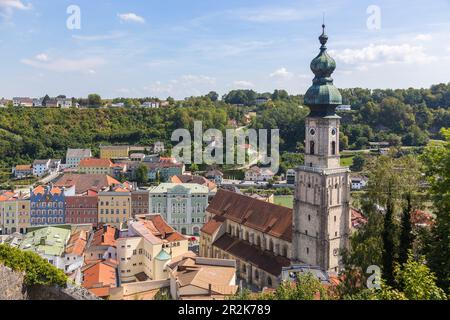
[0,264,101,300]
[0,265,27,300]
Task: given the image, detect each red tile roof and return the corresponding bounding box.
[82,260,117,298]
[137,215,186,242]
[171,175,216,191]
[351,208,368,229]
[207,189,292,242]
[214,234,291,276]
[201,216,225,236]
[411,210,435,227]
[32,185,64,196]
[91,225,119,247]
[65,230,88,256]
[15,164,32,171]
[79,158,114,168]
[54,174,120,194]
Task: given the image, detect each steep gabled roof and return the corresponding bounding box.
[207,189,292,242]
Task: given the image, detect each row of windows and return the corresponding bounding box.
[31,210,64,215]
[99,201,129,206]
[66,210,97,216]
[99,217,127,223]
[172,217,205,224]
[31,217,63,224]
[66,218,96,223]
[31,202,63,208]
[99,209,128,215]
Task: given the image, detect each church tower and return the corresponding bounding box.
[292,25,351,273]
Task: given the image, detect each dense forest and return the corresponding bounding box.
[0,83,449,171]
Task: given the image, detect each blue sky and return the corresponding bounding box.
[0,0,449,99]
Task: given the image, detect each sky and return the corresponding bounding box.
[0,0,449,99]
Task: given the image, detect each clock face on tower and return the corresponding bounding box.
[331,128,337,136]
[310,128,316,136]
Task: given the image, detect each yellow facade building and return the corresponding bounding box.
[98,188,132,228]
[100,146,130,159]
[79,158,114,175]
[0,192,30,235]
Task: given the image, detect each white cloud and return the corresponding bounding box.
[414,34,432,41]
[0,0,31,21]
[118,13,145,24]
[0,0,31,10]
[330,44,436,66]
[35,53,49,62]
[21,55,105,74]
[181,74,216,85]
[232,80,255,89]
[143,75,216,98]
[72,32,125,41]
[270,67,293,79]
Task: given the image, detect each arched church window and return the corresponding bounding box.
[310,141,315,155]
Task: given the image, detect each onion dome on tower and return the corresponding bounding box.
[304,24,342,117]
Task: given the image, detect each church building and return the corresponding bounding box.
[292,25,351,273]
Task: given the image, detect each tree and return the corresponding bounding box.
[350,154,366,172]
[398,194,414,266]
[382,186,396,286]
[206,91,219,102]
[421,128,450,293]
[0,244,68,287]
[88,94,102,108]
[395,252,447,300]
[135,164,148,185]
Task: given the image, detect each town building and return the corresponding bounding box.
[32,159,51,177]
[13,164,33,179]
[13,97,33,107]
[142,101,160,108]
[245,166,275,182]
[66,149,92,168]
[30,185,76,226]
[286,169,296,185]
[84,225,119,263]
[153,141,165,154]
[292,25,351,273]
[64,229,88,283]
[167,254,238,300]
[244,193,275,203]
[82,259,118,298]
[351,175,369,190]
[79,158,114,175]
[130,153,146,162]
[0,192,30,235]
[100,145,130,159]
[0,232,24,247]
[45,98,59,108]
[54,173,121,194]
[256,97,270,105]
[116,214,188,283]
[65,192,98,226]
[98,187,132,228]
[57,98,73,108]
[131,190,149,217]
[205,169,224,186]
[19,225,72,269]
[145,162,185,182]
[149,183,209,236]
[200,189,292,289]
[32,98,44,107]
[171,174,217,194]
